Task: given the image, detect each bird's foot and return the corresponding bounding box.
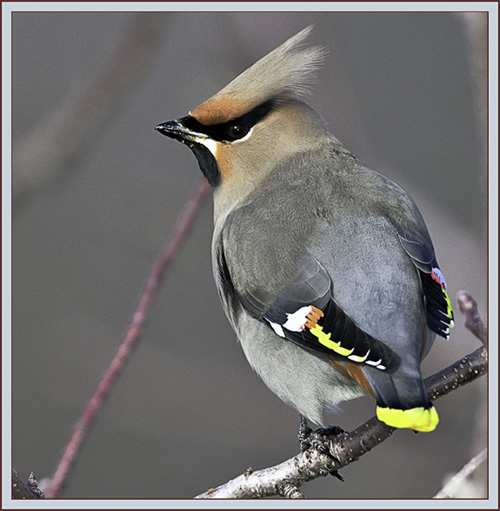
[298,415,344,453]
[298,415,345,480]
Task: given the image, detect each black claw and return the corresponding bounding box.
[314,441,331,457]
[330,469,344,482]
[298,415,313,451]
[297,416,345,459]
[319,425,345,436]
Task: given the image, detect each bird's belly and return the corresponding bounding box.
[232,311,367,426]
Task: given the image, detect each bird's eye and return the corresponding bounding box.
[227,124,248,140]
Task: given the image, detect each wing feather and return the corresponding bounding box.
[398,231,454,339]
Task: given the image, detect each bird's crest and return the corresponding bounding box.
[192,26,327,125]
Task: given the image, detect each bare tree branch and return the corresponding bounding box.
[277,483,305,499]
[12,470,44,499]
[196,302,488,499]
[42,177,210,499]
[13,13,169,202]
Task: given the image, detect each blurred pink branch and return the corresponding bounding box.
[44,177,210,499]
[457,13,487,154]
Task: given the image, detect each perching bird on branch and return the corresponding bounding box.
[156,26,454,438]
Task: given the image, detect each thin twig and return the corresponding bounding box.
[457,290,487,345]
[44,177,210,499]
[433,448,488,498]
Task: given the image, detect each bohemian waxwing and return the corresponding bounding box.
[156,26,454,436]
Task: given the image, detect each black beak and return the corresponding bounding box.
[155,120,191,142]
[155,118,221,188]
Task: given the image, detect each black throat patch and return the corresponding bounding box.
[189,144,221,188]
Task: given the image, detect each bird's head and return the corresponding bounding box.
[156,26,330,216]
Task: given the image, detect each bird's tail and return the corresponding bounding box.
[367,370,438,432]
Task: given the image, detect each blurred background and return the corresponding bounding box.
[11,10,488,500]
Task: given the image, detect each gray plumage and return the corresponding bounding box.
[213,125,432,424]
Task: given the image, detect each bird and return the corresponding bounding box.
[155,26,454,441]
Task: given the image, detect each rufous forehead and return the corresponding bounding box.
[191,96,252,125]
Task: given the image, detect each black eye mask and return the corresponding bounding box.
[180,100,275,142]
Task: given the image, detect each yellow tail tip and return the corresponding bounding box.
[376,405,439,432]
